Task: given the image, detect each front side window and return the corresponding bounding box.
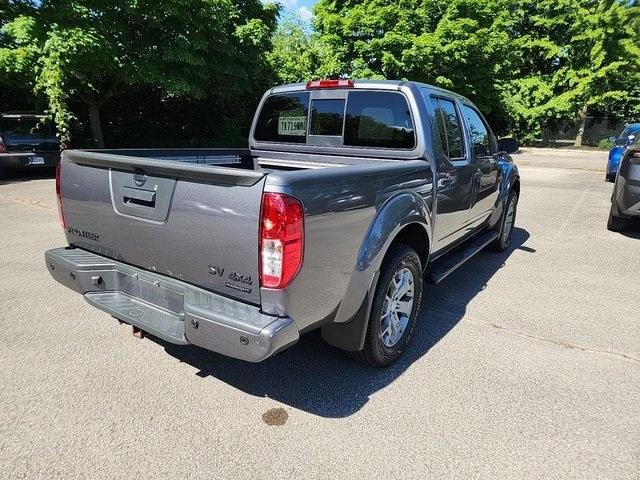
[431,98,465,160]
[254,92,310,143]
[462,105,493,157]
[344,91,415,149]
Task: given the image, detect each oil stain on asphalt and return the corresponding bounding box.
[262,408,288,426]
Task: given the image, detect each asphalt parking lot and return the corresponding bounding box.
[1,150,639,479]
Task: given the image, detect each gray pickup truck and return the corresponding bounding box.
[45,80,520,367]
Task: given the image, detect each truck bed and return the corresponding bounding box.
[59,147,428,326]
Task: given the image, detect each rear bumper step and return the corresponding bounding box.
[44,247,299,362]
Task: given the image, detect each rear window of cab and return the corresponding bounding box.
[253,91,415,149]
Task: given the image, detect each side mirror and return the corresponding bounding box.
[498,137,518,154]
[614,137,629,147]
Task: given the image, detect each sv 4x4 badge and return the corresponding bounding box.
[209,264,253,286]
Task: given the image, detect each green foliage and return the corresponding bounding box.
[597,138,614,150]
[0,0,278,145]
[503,0,640,143]
[312,0,516,120]
[267,15,338,83]
[312,0,640,140]
[1,0,638,147]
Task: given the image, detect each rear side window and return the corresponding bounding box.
[309,99,345,136]
[431,98,465,160]
[462,105,493,157]
[344,92,415,149]
[254,92,310,143]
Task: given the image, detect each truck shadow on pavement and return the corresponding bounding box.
[162,227,532,418]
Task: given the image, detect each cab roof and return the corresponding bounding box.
[268,79,472,104]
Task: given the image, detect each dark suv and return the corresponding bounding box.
[608,136,640,231]
[0,113,60,176]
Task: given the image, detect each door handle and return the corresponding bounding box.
[123,186,156,207]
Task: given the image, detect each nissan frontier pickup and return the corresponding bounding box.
[45,80,520,367]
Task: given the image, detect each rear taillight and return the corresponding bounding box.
[259,192,304,289]
[0,137,7,153]
[306,79,354,89]
[55,162,66,229]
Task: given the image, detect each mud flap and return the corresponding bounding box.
[321,271,379,352]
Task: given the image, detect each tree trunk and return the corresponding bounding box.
[87,102,105,148]
[574,103,589,147]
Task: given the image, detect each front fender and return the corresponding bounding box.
[488,157,520,228]
[608,147,624,174]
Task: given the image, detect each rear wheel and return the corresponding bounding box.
[607,204,629,232]
[605,174,616,183]
[350,244,423,367]
[491,189,518,251]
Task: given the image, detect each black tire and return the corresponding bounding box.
[350,244,423,367]
[605,174,616,183]
[607,204,629,232]
[491,189,519,251]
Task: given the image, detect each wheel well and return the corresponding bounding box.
[390,223,429,269]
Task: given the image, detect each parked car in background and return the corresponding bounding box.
[608,136,640,231]
[606,123,640,182]
[45,80,520,367]
[0,113,60,177]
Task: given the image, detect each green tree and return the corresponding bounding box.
[312,0,640,143]
[267,15,339,83]
[504,0,640,145]
[0,0,278,146]
[312,0,516,120]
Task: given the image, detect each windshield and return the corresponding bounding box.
[1,116,55,139]
[620,124,640,139]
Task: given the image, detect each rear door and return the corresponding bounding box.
[460,104,500,225]
[427,95,475,248]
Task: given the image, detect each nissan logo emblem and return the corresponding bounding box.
[133,169,147,187]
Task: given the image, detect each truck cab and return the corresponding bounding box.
[251,80,519,261]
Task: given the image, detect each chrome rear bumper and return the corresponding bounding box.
[44,247,299,362]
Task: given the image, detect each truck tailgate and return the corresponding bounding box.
[59,150,265,305]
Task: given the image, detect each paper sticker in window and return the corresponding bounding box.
[278,116,307,136]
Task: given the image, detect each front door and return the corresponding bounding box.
[461,104,500,226]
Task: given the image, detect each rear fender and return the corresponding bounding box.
[322,192,430,351]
